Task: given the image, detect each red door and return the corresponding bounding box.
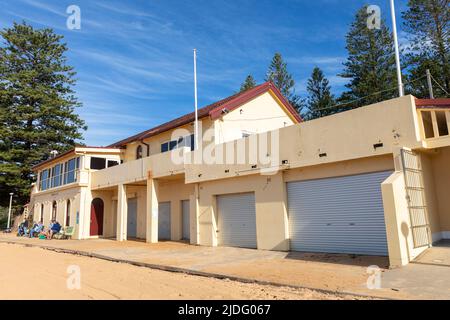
[90,198,104,236]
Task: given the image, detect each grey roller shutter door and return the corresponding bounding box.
[158,202,171,240]
[182,200,190,240]
[217,193,257,249]
[287,171,392,256]
[127,198,137,238]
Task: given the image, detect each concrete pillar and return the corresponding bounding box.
[171,200,181,241]
[117,184,127,241]
[146,177,159,243]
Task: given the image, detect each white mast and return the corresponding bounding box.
[390,0,404,97]
[193,49,199,150]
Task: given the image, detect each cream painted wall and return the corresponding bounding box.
[196,155,395,251]
[214,91,296,144]
[30,187,82,238]
[185,95,420,184]
[157,179,195,241]
[381,172,427,267]
[419,152,441,235]
[428,147,450,234]
[121,118,215,163]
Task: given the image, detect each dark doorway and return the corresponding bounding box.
[90,198,104,236]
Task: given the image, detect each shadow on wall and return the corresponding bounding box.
[285,251,390,268]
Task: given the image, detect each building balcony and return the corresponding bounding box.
[90,148,187,190]
[417,108,450,148]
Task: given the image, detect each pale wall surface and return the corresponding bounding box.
[214,91,295,144]
[428,146,450,234]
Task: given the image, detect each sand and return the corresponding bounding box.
[0,243,366,300]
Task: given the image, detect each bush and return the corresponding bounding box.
[0,206,7,230]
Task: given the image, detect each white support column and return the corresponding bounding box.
[117,184,127,241]
[146,177,159,243]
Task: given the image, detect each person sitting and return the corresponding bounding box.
[17,222,27,237]
[29,222,44,238]
[46,221,61,239]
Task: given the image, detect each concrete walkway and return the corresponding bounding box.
[1,234,446,299]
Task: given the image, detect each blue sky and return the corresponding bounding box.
[0,0,410,146]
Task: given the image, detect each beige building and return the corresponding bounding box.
[29,81,450,267]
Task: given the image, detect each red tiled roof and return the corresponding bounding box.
[416,98,450,108]
[108,82,302,147]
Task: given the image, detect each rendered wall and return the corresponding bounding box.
[428,146,450,237]
[196,155,394,251]
[214,91,295,144]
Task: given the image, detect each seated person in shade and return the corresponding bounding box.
[46,221,61,239]
[29,222,44,238]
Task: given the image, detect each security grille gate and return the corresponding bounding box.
[400,149,432,248]
[287,171,392,256]
[158,202,171,240]
[217,193,257,249]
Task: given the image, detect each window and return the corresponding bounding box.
[161,142,169,153]
[63,157,78,184]
[160,134,195,153]
[169,140,178,150]
[107,160,119,168]
[51,164,62,188]
[38,156,80,191]
[90,157,106,170]
[66,200,71,227]
[136,145,143,159]
[39,169,50,191]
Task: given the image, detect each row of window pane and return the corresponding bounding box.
[161,134,195,153]
[39,157,80,191]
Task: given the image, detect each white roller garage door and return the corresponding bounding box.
[287,171,392,256]
[217,193,257,249]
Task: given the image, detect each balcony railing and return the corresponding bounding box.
[91,149,186,189]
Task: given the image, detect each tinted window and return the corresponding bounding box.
[90,157,106,170]
[161,142,169,153]
[107,160,119,168]
[169,140,177,150]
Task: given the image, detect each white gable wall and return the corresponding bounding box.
[214,91,296,144]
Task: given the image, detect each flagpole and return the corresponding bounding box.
[390,0,404,97]
[193,49,199,150]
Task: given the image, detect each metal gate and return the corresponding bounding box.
[127,198,137,238]
[400,149,432,248]
[158,202,171,240]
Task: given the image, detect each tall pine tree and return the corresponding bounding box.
[239,75,256,92]
[305,67,335,120]
[0,22,86,206]
[403,0,449,97]
[265,52,304,114]
[339,6,398,108]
